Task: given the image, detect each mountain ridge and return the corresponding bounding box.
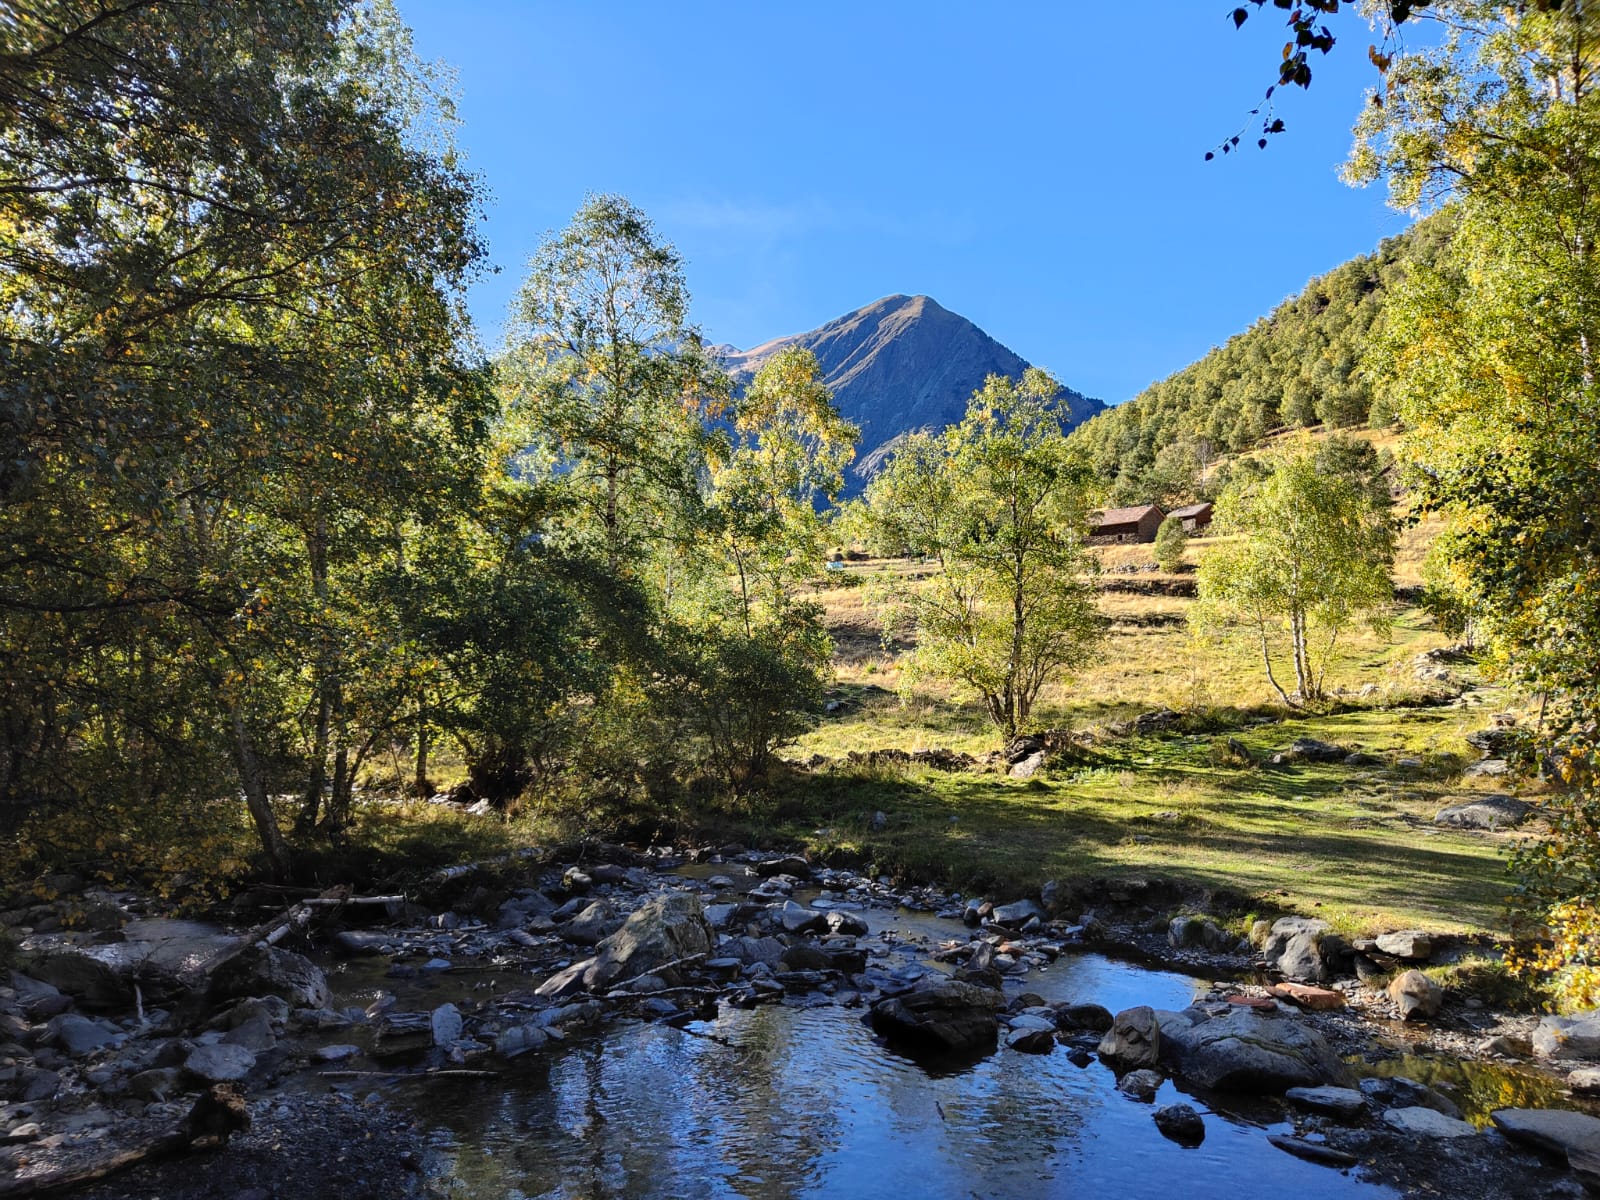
[721,294,1104,493]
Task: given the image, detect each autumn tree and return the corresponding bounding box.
[1193,444,1394,706]
[863,370,1101,740]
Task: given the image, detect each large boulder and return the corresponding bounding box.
[869,978,1005,1054]
[1261,916,1348,984]
[1098,1006,1161,1071]
[1434,795,1531,830]
[584,893,714,991]
[1492,1108,1600,1190]
[1388,969,1443,1021]
[1535,1013,1600,1061]
[24,952,131,1011]
[1375,930,1434,960]
[208,945,331,1010]
[1155,1007,1348,1092]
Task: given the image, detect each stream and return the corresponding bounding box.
[320,900,1405,1200]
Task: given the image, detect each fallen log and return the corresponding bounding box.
[427,847,542,884]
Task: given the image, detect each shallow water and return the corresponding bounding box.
[330,902,1400,1200]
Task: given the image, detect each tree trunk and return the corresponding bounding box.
[413,705,430,797]
[298,514,331,835]
[229,705,289,879]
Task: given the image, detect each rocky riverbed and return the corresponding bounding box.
[3,848,1598,1198]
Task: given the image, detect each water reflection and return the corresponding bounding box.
[421,998,1399,1200]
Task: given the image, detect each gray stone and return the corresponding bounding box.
[826,911,869,937]
[1434,795,1531,830]
[9,973,69,1020]
[332,931,395,956]
[1359,1076,1462,1118]
[1382,1106,1478,1138]
[1288,737,1347,762]
[220,1015,276,1054]
[430,1003,463,1047]
[25,953,130,1011]
[1004,1026,1055,1054]
[1261,916,1347,984]
[1098,1006,1161,1070]
[312,1044,360,1062]
[494,1023,549,1059]
[1056,1002,1113,1032]
[990,899,1044,928]
[183,1043,255,1084]
[1006,1013,1057,1035]
[1285,1085,1366,1119]
[1008,751,1046,779]
[584,893,714,991]
[869,978,1005,1053]
[533,959,593,1000]
[703,904,739,930]
[1569,1068,1600,1094]
[45,1014,118,1056]
[1388,969,1443,1021]
[1493,1107,1600,1186]
[1536,1013,1600,1061]
[1375,930,1434,960]
[1463,758,1510,778]
[754,856,811,879]
[559,900,621,947]
[1116,1068,1164,1099]
[209,945,330,1010]
[1155,1007,1347,1093]
[1153,1104,1205,1145]
[776,902,827,936]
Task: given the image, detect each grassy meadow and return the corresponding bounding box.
[769,513,1529,938]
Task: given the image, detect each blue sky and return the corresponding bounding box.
[397,1,1415,404]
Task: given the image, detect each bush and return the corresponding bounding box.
[1154,514,1188,572]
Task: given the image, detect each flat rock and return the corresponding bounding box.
[1008,751,1045,780]
[332,931,395,956]
[1155,1007,1347,1093]
[25,953,130,1011]
[313,1044,361,1062]
[1434,795,1531,830]
[1375,930,1434,960]
[1569,1068,1600,1094]
[184,1042,256,1084]
[1288,737,1348,762]
[1268,982,1345,1011]
[1535,1013,1600,1061]
[1116,1068,1164,1099]
[754,856,810,880]
[45,1013,118,1056]
[209,945,331,1010]
[869,978,1005,1054]
[990,899,1044,928]
[1285,1085,1367,1119]
[1004,1026,1055,1054]
[1492,1107,1600,1166]
[1383,1106,1478,1138]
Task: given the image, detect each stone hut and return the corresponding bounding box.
[1168,502,1214,534]
[1089,504,1165,544]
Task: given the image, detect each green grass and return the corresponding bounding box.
[768,702,1519,935]
[768,572,1532,938]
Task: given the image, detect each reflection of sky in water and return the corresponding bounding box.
[421,942,1400,1200]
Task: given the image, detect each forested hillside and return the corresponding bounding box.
[1070,215,1452,505]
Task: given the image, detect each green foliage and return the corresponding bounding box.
[1349,4,1600,995]
[1193,441,1395,706]
[863,369,1103,740]
[0,0,490,877]
[1153,515,1188,573]
[1068,219,1450,505]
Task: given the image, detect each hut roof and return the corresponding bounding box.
[1168,502,1213,520]
[1092,504,1164,526]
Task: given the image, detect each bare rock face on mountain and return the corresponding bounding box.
[721,294,1103,494]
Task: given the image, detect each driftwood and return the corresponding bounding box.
[426,847,542,884]
[179,886,410,990]
[0,1086,248,1198]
